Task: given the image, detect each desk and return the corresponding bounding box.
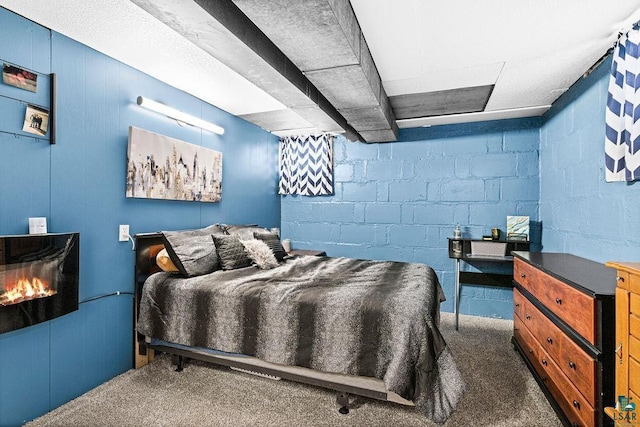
[447,238,530,330]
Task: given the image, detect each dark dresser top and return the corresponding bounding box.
[512,251,617,298]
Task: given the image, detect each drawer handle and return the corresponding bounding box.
[569,361,576,370]
[555,297,562,305]
[526,315,531,320]
[542,358,548,366]
[572,400,580,409]
[546,337,553,345]
[528,349,533,354]
[616,276,625,282]
[615,342,623,364]
[521,273,526,278]
[515,303,520,307]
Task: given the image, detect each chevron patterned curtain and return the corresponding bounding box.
[279,134,334,196]
[605,27,640,182]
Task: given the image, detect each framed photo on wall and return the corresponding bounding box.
[2,63,37,92]
[22,104,49,136]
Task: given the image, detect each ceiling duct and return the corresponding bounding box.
[132,0,396,142]
[231,0,398,142]
[132,0,362,140]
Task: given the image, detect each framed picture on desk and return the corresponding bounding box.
[506,216,529,240]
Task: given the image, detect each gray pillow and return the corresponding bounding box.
[253,232,287,261]
[212,234,252,270]
[220,224,268,240]
[162,225,221,277]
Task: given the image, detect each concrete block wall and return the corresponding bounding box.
[281,119,540,319]
[539,57,640,262]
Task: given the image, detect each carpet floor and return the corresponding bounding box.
[26,313,562,426]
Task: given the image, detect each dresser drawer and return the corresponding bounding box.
[514,289,525,322]
[514,314,539,367]
[632,292,640,316]
[631,335,640,362]
[536,271,596,345]
[631,313,640,341]
[559,332,596,405]
[631,388,640,413]
[631,291,640,343]
[538,347,596,427]
[631,356,640,397]
[514,258,540,295]
[521,296,563,363]
[630,271,640,295]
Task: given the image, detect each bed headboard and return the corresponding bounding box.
[135,233,165,279]
[134,232,166,367]
[134,232,165,312]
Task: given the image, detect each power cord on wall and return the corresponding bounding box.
[80,291,134,304]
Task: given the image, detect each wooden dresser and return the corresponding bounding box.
[604,262,640,425]
[512,252,616,427]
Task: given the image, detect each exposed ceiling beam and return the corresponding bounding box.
[232,0,398,142]
[132,0,363,141]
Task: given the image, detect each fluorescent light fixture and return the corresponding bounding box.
[136,96,224,135]
[396,105,552,128]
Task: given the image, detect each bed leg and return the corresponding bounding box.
[175,355,184,372]
[336,392,349,414]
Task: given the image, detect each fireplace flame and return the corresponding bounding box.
[0,277,56,306]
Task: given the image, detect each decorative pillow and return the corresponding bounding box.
[162,225,221,277]
[156,248,179,272]
[220,224,268,240]
[241,239,279,270]
[253,232,287,261]
[212,234,252,270]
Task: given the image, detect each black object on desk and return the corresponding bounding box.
[447,238,530,330]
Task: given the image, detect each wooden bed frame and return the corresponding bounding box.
[133,232,413,413]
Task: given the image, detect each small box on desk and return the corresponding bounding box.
[470,241,507,257]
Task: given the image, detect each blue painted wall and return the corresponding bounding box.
[281,120,541,319]
[0,8,279,426]
[2,4,635,425]
[539,56,640,261]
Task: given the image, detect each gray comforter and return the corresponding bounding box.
[137,255,464,422]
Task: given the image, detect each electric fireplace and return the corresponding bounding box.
[0,232,79,335]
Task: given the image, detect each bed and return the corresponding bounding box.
[134,225,464,423]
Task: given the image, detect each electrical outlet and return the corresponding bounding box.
[119,225,130,242]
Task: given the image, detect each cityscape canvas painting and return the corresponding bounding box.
[126,126,222,202]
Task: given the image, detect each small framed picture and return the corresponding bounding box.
[3,63,38,92]
[507,216,530,241]
[22,104,49,136]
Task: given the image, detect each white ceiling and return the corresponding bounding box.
[2,0,640,138]
[352,0,640,127]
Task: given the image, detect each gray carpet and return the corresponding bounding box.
[26,313,562,426]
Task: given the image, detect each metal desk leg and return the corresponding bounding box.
[454,258,460,330]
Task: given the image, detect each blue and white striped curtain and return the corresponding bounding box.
[605,28,640,182]
[279,134,334,196]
